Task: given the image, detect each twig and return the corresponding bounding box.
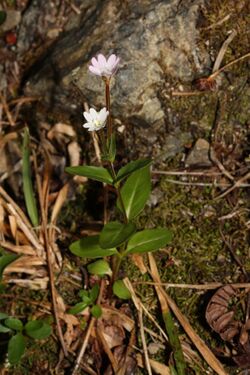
[72,279,105,375]
[34,152,68,358]
[138,307,153,375]
[209,147,234,182]
[133,281,250,290]
[210,52,250,80]
[152,170,224,177]
[158,178,249,188]
[219,227,248,280]
[215,171,250,200]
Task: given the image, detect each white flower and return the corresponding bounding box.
[89,54,120,77]
[83,107,109,132]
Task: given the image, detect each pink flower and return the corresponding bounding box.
[89,54,120,77]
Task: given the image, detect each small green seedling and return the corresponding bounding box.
[68,284,102,318]
[0,313,52,365]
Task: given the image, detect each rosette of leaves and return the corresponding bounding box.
[0,313,52,365]
[66,158,172,295]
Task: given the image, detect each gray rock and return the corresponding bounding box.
[185,138,212,167]
[24,0,209,128]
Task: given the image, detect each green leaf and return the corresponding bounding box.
[0,312,9,320]
[8,333,26,365]
[117,166,151,220]
[87,260,112,276]
[25,320,51,340]
[0,11,7,26]
[68,302,89,315]
[89,284,100,302]
[4,318,23,331]
[99,221,136,249]
[70,235,118,258]
[113,280,131,300]
[126,228,172,254]
[91,304,102,318]
[22,128,39,227]
[116,159,151,183]
[0,323,11,333]
[65,166,114,184]
[0,253,19,280]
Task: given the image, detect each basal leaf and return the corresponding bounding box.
[87,260,112,276]
[116,159,151,183]
[8,333,26,364]
[113,280,131,300]
[4,318,23,331]
[22,128,39,227]
[0,323,11,333]
[126,228,172,254]
[65,165,113,184]
[117,166,151,220]
[70,235,117,258]
[99,221,136,249]
[25,320,51,340]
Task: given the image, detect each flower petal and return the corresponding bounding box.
[97,54,106,68]
[89,65,101,76]
[107,54,116,67]
[91,57,99,67]
[99,108,109,122]
[83,111,92,122]
[89,108,98,119]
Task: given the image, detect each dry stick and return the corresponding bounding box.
[72,279,105,375]
[219,227,248,280]
[34,153,68,358]
[134,281,250,290]
[138,307,153,375]
[148,254,228,375]
[215,171,250,200]
[157,179,250,188]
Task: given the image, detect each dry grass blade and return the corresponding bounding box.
[138,307,153,375]
[147,255,228,375]
[123,278,169,342]
[136,354,170,375]
[34,151,68,358]
[212,30,237,73]
[148,253,186,375]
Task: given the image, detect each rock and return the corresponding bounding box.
[185,138,212,167]
[24,0,209,129]
[0,9,21,32]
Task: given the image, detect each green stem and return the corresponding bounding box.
[163,311,186,375]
